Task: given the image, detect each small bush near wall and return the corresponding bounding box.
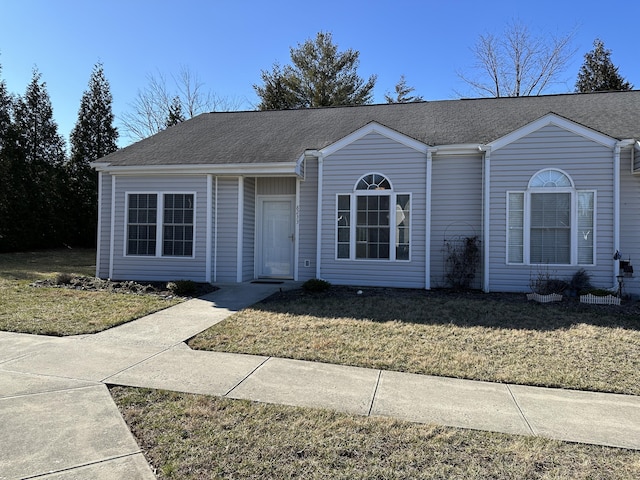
[444,236,480,290]
[302,279,331,293]
[167,280,197,296]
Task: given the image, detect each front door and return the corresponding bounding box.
[258,197,295,278]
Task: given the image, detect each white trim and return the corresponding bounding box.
[353,172,393,191]
[425,149,433,290]
[205,175,213,283]
[213,177,218,282]
[335,190,412,263]
[316,153,324,279]
[91,161,301,177]
[236,177,244,283]
[294,178,301,281]
[528,168,575,189]
[488,113,618,152]
[319,122,429,157]
[123,191,197,260]
[96,171,103,278]
[429,144,484,156]
[109,176,116,279]
[256,195,296,279]
[481,146,491,292]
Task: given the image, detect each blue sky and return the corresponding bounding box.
[1,0,638,147]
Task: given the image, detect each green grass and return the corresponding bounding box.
[0,249,181,335]
[189,287,640,395]
[111,386,640,480]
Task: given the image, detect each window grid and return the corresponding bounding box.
[163,194,194,257]
[127,194,157,256]
[356,195,390,259]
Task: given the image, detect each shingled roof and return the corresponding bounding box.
[99,90,640,167]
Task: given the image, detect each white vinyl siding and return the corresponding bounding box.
[243,178,256,281]
[297,156,318,280]
[430,154,483,289]
[110,176,207,282]
[320,131,426,288]
[490,124,614,292]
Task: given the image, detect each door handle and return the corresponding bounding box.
[289,234,295,242]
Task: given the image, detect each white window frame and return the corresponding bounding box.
[506,169,596,266]
[335,173,412,262]
[124,191,197,259]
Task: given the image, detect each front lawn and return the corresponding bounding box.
[0,249,181,335]
[189,287,640,396]
[112,386,640,480]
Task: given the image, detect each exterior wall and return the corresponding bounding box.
[320,132,427,288]
[619,148,640,296]
[298,156,319,281]
[489,124,615,292]
[96,172,112,278]
[110,175,208,282]
[242,178,256,281]
[257,177,296,195]
[430,154,483,289]
[215,177,240,282]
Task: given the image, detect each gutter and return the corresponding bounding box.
[479,145,491,293]
[614,139,634,288]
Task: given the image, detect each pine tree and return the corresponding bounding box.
[68,62,119,246]
[11,69,67,248]
[0,64,16,250]
[385,75,424,103]
[575,39,632,92]
[255,32,377,110]
[165,95,186,127]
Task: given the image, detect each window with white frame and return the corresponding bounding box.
[127,193,195,257]
[127,193,157,256]
[507,169,594,265]
[337,173,411,261]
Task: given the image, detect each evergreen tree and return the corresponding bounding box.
[11,69,67,248]
[68,62,119,246]
[0,64,16,250]
[575,39,632,92]
[385,75,424,103]
[255,32,377,110]
[165,95,185,127]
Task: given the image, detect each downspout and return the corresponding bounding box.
[109,176,116,280]
[425,148,434,290]
[479,145,491,293]
[237,176,244,283]
[205,174,213,284]
[308,150,324,280]
[614,139,634,288]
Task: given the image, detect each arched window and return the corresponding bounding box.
[507,169,594,265]
[337,173,410,261]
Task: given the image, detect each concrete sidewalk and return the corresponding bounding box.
[1,282,640,479]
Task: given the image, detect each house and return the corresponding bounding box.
[92,91,640,295]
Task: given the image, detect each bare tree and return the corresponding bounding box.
[457,21,577,97]
[121,66,242,142]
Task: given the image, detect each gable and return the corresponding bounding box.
[319,122,428,157]
[487,113,618,152]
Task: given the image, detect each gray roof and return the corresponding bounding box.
[100,90,640,167]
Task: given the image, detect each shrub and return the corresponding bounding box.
[166,280,196,296]
[302,278,331,292]
[444,235,481,290]
[569,269,592,296]
[530,269,568,295]
[55,272,74,285]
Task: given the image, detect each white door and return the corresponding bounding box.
[258,198,295,278]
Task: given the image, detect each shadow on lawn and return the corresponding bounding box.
[253,286,640,332]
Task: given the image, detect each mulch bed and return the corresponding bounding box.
[30,275,217,299]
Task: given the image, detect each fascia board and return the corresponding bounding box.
[488,113,618,151]
[91,162,301,176]
[320,122,428,157]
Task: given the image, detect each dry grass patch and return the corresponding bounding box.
[0,249,181,336]
[111,386,640,479]
[189,287,640,395]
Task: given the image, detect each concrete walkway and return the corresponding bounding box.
[1,283,639,479]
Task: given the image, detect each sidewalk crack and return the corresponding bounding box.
[367,370,383,417]
[506,384,535,436]
[224,356,271,397]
